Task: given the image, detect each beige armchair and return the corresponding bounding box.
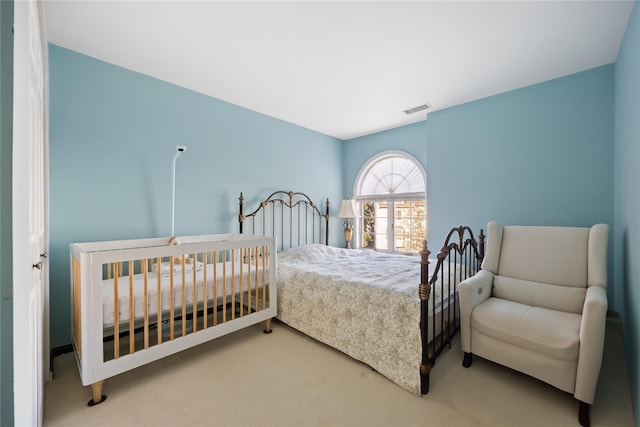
[459,222,609,427]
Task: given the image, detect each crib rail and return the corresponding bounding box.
[70,234,276,399]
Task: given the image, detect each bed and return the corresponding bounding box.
[238,190,485,395]
[70,233,276,405]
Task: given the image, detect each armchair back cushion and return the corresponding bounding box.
[481,223,608,314]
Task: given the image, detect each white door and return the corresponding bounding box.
[13,1,48,425]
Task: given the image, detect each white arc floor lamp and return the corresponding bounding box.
[171,145,187,237]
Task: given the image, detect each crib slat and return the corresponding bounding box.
[181,255,187,337]
[156,257,162,345]
[192,253,197,333]
[222,252,227,323]
[113,263,120,359]
[231,249,236,320]
[239,248,244,317]
[262,246,267,310]
[169,257,175,341]
[247,249,252,313]
[129,260,135,355]
[203,252,208,329]
[143,259,149,350]
[254,246,259,311]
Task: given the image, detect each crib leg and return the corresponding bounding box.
[263,318,272,334]
[87,380,107,406]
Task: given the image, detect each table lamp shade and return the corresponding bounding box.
[337,199,357,218]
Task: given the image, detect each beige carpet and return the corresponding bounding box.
[44,317,634,427]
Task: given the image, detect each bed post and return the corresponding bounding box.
[239,192,245,234]
[419,239,431,394]
[325,198,330,245]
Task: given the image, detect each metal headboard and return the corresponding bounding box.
[239,191,330,252]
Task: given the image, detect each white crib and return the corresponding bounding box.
[70,234,276,405]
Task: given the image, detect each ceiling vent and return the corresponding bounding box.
[403,103,433,115]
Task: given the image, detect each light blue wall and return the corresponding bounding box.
[48,45,343,348]
[614,2,640,425]
[0,1,13,424]
[426,65,615,297]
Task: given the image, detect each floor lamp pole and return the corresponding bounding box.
[171,145,187,236]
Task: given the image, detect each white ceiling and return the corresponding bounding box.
[44,1,634,140]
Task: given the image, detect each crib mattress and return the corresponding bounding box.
[102,261,268,328]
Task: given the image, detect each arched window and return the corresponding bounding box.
[354,151,426,253]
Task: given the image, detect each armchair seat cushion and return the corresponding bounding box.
[472,297,581,361]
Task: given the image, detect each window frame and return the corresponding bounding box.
[353,151,427,254]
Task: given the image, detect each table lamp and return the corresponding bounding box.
[337,199,357,249]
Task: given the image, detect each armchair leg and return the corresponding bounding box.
[462,352,472,368]
[578,401,590,427]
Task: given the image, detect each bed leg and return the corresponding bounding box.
[420,364,431,394]
[462,352,473,368]
[87,380,107,407]
[263,318,273,334]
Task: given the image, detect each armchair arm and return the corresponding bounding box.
[458,270,493,352]
[574,285,608,404]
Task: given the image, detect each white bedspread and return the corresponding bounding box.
[278,243,453,297]
[276,244,461,395]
